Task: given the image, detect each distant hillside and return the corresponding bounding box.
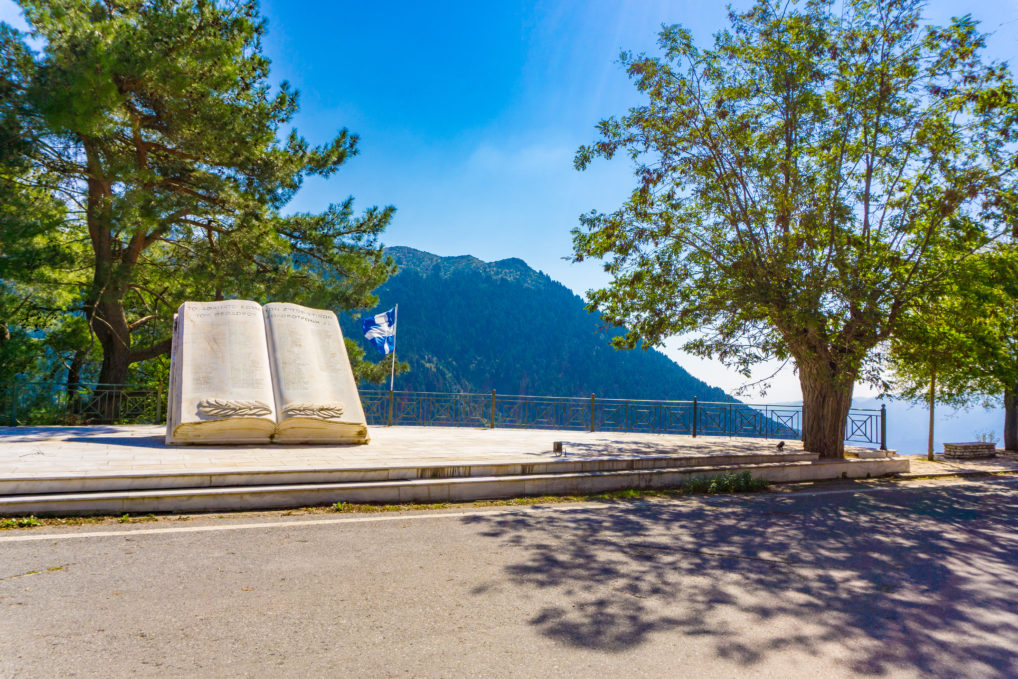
[342,246,732,402]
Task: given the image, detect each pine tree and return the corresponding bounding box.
[1,1,395,419]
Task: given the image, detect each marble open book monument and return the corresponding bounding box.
[166,300,369,445]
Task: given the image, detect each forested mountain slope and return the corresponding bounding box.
[342,247,732,403]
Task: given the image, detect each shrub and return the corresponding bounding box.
[683,471,768,495]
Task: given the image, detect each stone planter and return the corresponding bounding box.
[943,442,997,459]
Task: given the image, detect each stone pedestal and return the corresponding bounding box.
[943,442,997,459]
[854,448,897,459]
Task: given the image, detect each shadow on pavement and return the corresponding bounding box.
[64,435,168,448]
[0,426,126,441]
[557,437,802,457]
[462,479,1018,677]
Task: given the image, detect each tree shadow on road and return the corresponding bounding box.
[462,480,1018,677]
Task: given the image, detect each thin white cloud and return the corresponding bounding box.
[466,142,574,174]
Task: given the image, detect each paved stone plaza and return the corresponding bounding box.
[906,451,1018,476]
[0,425,886,477]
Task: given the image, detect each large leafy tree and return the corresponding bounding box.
[890,245,1018,454]
[572,0,1018,457]
[1,0,395,416]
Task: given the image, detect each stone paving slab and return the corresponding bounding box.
[901,451,1018,477]
[0,425,878,479]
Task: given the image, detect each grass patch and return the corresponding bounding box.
[474,495,587,507]
[333,501,453,513]
[117,513,158,524]
[0,513,174,530]
[594,488,658,501]
[0,515,42,529]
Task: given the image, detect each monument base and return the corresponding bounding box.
[0,426,908,515]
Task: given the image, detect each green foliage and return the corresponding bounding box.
[344,338,408,387]
[682,471,769,495]
[572,0,1018,456]
[0,0,396,392]
[344,247,733,401]
[117,512,157,523]
[889,244,1018,449]
[890,246,1018,407]
[0,515,42,529]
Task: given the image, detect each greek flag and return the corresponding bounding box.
[361,307,397,355]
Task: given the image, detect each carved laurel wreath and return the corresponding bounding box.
[197,399,273,419]
[281,402,345,419]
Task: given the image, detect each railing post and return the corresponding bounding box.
[801,405,806,442]
[880,404,887,450]
[155,382,163,424]
[691,397,697,438]
[387,388,394,427]
[490,389,496,429]
[8,382,18,427]
[589,393,595,432]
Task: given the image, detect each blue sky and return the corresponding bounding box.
[3,0,1018,405]
[256,0,733,294]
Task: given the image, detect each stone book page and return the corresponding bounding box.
[165,300,277,444]
[263,303,369,444]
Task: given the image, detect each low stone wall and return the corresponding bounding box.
[943,442,997,459]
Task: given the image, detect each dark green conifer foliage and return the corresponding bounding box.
[1,1,394,418]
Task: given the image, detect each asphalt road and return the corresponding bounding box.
[3,477,1018,679]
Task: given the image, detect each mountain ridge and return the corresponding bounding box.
[384,246,546,288]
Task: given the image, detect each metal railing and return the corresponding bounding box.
[0,382,886,448]
[361,389,886,448]
[1,382,164,426]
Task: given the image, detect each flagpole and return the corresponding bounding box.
[389,303,398,392]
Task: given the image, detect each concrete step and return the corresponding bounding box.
[0,457,906,516]
[0,451,819,496]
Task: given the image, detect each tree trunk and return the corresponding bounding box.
[927,371,936,461]
[86,292,132,424]
[79,139,173,423]
[1005,384,1018,453]
[799,360,856,459]
[83,141,130,424]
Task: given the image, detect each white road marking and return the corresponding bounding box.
[0,508,537,543]
[2,474,1016,544]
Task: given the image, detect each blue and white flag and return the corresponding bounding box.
[361,307,397,355]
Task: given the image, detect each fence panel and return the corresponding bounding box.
[496,395,590,430]
[844,410,881,445]
[1,382,162,426]
[595,399,694,435]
